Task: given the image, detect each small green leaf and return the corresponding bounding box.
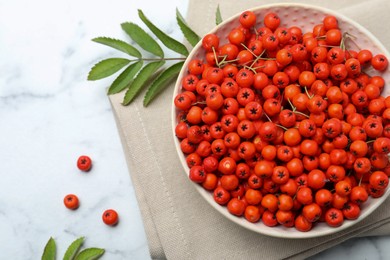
[88,58,131,81]
[123,60,165,105]
[108,61,143,94]
[176,8,201,47]
[74,248,105,260]
[216,5,223,25]
[42,237,56,260]
[92,37,142,58]
[144,61,184,106]
[121,22,164,58]
[63,237,85,260]
[138,10,189,57]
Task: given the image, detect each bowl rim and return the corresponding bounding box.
[171,2,390,239]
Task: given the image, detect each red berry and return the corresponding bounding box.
[64,194,79,210]
[102,209,119,226]
[77,155,92,172]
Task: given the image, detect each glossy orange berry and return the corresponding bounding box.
[64,194,79,210]
[102,209,119,226]
[77,155,92,172]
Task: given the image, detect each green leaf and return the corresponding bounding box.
[88,58,131,81]
[74,248,105,260]
[138,10,189,57]
[121,22,164,58]
[216,5,223,25]
[92,37,142,58]
[123,60,165,105]
[63,237,85,260]
[143,61,184,106]
[176,8,201,47]
[42,237,56,260]
[108,61,143,94]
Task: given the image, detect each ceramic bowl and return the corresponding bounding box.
[172,3,390,238]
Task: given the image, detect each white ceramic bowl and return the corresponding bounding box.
[171,3,390,238]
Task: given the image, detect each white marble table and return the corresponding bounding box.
[0,0,389,259]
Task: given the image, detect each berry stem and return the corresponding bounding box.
[263,112,273,122]
[276,124,288,131]
[304,87,314,99]
[294,110,310,118]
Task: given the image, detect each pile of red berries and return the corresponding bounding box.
[174,10,390,232]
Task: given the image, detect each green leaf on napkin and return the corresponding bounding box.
[88,58,131,81]
[123,60,165,105]
[121,22,164,58]
[138,9,189,57]
[74,248,105,260]
[216,5,223,25]
[144,61,184,106]
[176,8,201,47]
[108,61,143,94]
[42,237,56,260]
[63,237,84,260]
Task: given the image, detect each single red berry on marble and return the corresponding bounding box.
[64,194,79,210]
[77,155,92,172]
[102,209,119,226]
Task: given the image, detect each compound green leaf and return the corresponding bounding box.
[87,58,130,81]
[92,37,142,58]
[123,60,165,105]
[41,237,56,260]
[138,10,189,57]
[121,22,164,58]
[108,61,143,94]
[143,61,184,106]
[176,8,201,47]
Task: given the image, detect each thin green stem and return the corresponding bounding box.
[294,110,310,118]
[212,46,220,67]
[276,124,288,131]
[249,49,266,68]
[304,86,313,99]
[263,112,273,122]
[240,43,258,58]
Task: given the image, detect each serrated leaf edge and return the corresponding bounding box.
[108,61,143,95]
[123,60,165,105]
[143,61,184,106]
[42,237,56,260]
[74,247,105,260]
[121,22,164,58]
[63,237,85,260]
[176,8,201,47]
[138,9,189,57]
[87,58,131,81]
[92,37,142,58]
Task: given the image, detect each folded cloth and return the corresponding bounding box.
[109,0,390,259]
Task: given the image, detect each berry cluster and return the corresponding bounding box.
[174,10,390,231]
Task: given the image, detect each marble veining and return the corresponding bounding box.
[0,0,389,259]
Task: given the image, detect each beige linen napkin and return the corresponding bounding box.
[109,0,390,259]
